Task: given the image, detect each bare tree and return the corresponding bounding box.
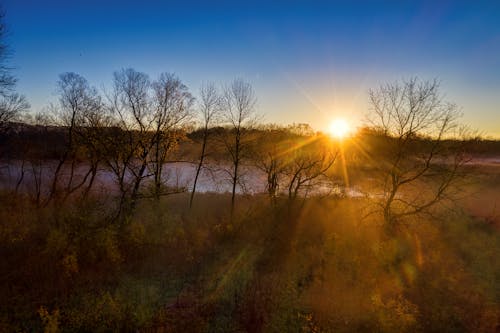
[97,122,137,217]
[0,8,29,132]
[13,112,53,205]
[74,90,109,199]
[252,127,338,208]
[108,68,152,213]
[190,82,220,208]
[104,69,193,217]
[252,125,290,204]
[48,72,102,202]
[284,140,337,202]
[0,93,29,128]
[150,73,194,199]
[367,77,468,228]
[219,79,257,218]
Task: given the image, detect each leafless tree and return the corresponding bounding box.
[367,77,469,228]
[0,93,29,129]
[252,128,338,206]
[0,9,13,93]
[74,90,109,199]
[97,123,136,216]
[104,69,193,217]
[190,82,220,208]
[219,79,257,218]
[48,72,102,202]
[284,141,337,201]
[107,68,152,212]
[0,8,29,132]
[252,125,290,204]
[150,73,194,199]
[15,112,53,205]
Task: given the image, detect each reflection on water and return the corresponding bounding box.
[0,161,366,197]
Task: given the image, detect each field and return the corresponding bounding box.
[1,128,499,332]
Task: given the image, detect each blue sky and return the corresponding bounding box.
[3,0,500,136]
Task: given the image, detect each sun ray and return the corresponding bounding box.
[339,142,350,188]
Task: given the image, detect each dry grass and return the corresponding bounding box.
[0,178,499,332]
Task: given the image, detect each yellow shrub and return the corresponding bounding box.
[38,306,60,333]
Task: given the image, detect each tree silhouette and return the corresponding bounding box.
[0,8,28,132]
[367,77,470,228]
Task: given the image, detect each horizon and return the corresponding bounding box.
[2,0,500,137]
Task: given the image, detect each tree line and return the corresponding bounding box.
[0,68,477,230]
[1,70,343,220]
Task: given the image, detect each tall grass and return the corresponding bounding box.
[0,189,499,332]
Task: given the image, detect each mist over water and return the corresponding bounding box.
[1,160,367,197]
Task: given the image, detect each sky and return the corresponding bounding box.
[2,0,500,137]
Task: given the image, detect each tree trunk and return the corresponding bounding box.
[190,129,208,208]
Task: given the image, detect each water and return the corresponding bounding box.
[0,160,366,198]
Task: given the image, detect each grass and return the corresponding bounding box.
[0,184,499,332]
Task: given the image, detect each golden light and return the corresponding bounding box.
[328,118,350,139]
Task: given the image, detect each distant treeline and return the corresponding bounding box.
[0,74,492,227]
[1,121,498,161]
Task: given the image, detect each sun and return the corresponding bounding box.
[328,118,350,139]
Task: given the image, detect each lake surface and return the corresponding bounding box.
[0,160,358,197]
